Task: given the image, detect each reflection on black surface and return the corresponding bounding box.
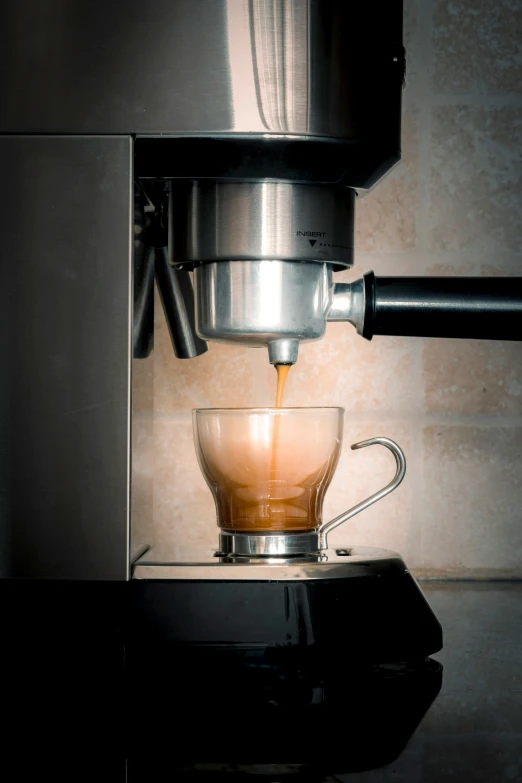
[127,649,442,780]
[3,582,519,780]
[128,567,443,779]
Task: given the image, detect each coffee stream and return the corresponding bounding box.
[274,364,291,408]
[269,364,290,522]
[203,363,336,531]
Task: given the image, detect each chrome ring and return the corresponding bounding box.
[218,530,321,557]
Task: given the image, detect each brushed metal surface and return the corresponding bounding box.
[155,184,207,359]
[183,182,354,361]
[132,545,407,581]
[328,277,366,334]
[0,136,133,580]
[185,182,355,266]
[219,530,322,557]
[0,0,400,140]
[194,260,333,359]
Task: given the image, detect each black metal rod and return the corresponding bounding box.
[363,273,522,341]
[153,182,208,360]
[155,247,208,359]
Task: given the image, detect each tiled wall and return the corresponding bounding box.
[144,0,522,577]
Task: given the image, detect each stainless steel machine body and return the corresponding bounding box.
[1,0,520,578]
[0,135,136,580]
[0,0,405,578]
[184,182,355,267]
[1,0,401,144]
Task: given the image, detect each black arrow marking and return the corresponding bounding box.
[308,239,317,247]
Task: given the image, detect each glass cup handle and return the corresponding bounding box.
[318,437,406,550]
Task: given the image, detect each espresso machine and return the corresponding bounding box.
[1,0,521,775]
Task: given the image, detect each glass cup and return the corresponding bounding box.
[193,407,406,544]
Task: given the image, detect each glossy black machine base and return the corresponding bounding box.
[127,546,442,773]
[131,545,442,665]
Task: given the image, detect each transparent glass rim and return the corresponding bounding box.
[193,406,345,413]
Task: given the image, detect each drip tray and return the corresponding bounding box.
[128,543,443,664]
[131,545,407,580]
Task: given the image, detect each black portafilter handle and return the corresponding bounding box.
[362,272,522,341]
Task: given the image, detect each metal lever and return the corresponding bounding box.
[155,247,208,359]
[155,182,208,360]
[364,273,522,341]
[319,437,406,549]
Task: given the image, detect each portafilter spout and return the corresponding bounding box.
[193,259,334,365]
[171,180,355,364]
[168,179,522,362]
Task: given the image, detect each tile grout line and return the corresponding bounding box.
[411,0,435,568]
[344,412,522,426]
[415,0,434,268]
[354,249,522,263]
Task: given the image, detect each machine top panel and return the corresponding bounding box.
[0,0,403,140]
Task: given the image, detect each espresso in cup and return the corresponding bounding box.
[193,407,343,532]
[193,365,406,540]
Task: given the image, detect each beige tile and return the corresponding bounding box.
[132,353,154,415]
[425,261,480,276]
[482,259,522,276]
[153,307,266,412]
[153,414,217,557]
[427,106,522,254]
[131,413,154,553]
[355,106,419,252]
[256,323,422,415]
[433,0,522,94]
[325,421,416,563]
[350,253,428,277]
[426,259,522,276]
[421,426,522,572]
[424,338,522,415]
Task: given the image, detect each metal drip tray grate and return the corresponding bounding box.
[132,545,406,581]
